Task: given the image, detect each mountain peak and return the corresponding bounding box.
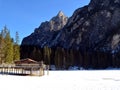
[57,11,65,17]
[22,11,68,46]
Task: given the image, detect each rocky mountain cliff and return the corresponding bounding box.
[52,0,120,54]
[22,11,68,47]
[21,0,120,69]
[22,0,120,54]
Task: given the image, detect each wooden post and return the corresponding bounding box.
[21,68,24,74]
[39,67,43,76]
[15,68,17,74]
[2,67,4,75]
[30,67,33,75]
[39,67,41,76]
[47,65,49,75]
[42,68,44,76]
[7,66,9,74]
[11,67,13,74]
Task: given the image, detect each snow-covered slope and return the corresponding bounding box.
[0,70,120,90]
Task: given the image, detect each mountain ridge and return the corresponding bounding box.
[52,0,120,54]
[21,0,120,69]
[22,11,68,47]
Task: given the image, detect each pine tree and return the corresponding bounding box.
[13,32,20,61]
[54,47,60,69]
[4,30,13,63]
[65,50,70,69]
[0,26,21,64]
[44,46,51,65]
[69,49,74,66]
[0,33,4,64]
[30,46,42,61]
[0,26,9,64]
[54,47,64,69]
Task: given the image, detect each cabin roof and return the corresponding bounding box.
[15,58,38,64]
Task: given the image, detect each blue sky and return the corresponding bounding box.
[0,0,90,44]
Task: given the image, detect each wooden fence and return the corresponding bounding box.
[0,64,49,76]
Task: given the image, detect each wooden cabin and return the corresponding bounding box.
[0,58,49,76]
[14,58,48,76]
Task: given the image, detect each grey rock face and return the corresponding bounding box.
[34,11,68,32]
[22,11,68,47]
[52,0,120,54]
[22,0,120,54]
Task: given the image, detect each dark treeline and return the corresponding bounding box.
[20,45,120,69]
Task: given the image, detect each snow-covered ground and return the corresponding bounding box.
[0,70,120,90]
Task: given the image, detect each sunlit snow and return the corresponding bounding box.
[0,70,120,90]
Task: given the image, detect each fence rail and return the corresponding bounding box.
[0,64,49,76]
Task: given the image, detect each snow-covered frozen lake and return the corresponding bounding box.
[0,70,120,90]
